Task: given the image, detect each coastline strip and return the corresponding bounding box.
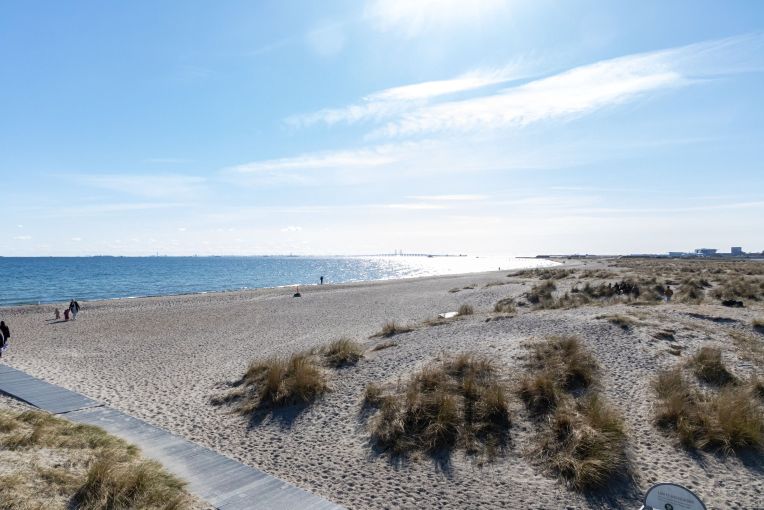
[0,364,343,510]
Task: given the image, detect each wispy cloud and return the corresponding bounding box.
[287,33,763,139]
[80,174,206,199]
[280,225,303,232]
[372,34,763,138]
[13,235,32,241]
[286,64,532,128]
[227,147,399,173]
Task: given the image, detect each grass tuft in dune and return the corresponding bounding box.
[677,277,710,303]
[690,346,737,386]
[596,314,636,330]
[219,352,328,413]
[0,410,129,452]
[753,318,764,333]
[322,338,364,368]
[525,280,557,307]
[73,449,187,510]
[539,394,627,491]
[373,321,414,338]
[458,304,474,316]
[518,337,627,490]
[493,297,516,314]
[653,368,764,453]
[366,353,510,458]
[0,409,192,510]
[711,276,763,302]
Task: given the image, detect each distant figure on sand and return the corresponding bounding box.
[664,285,673,303]
[63,308,70,321]
[320,276,324,285]
[54,308,60,320]
[0,321,10,358]
[69,299,80,320]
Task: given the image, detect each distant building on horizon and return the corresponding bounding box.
[694,248,717,256]
[731,246,744,256]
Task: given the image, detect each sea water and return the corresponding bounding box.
[0,255,556,306]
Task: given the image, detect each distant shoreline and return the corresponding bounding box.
[0,256,558,308]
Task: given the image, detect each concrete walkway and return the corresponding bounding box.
[0,364,343,510]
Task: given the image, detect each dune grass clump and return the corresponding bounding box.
[366,353,510,458]
[373,321,414,338]
[690,346,737,386]
[525,280,557,307]
[322,338,364,368]
[518,337,626,490]
[225,352,328,413]
[458,304,474,316]
[677,277,710,304]
[753,318,764,333]
[711,276,763,302]
[539,394,627,491]
[0,410,128,452]
[523,337,599,397]
[653,368,764,453]
[0,409,192,510]
[596,314,636,330]
[493,297,516,314]
[73,449,187,510]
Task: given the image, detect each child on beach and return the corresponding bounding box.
[54,308,60,320]
[664,285,673,302]
[64,308,70,321]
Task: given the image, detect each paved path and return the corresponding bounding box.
[0,364,343,510]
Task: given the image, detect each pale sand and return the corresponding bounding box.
[2,262,763,509]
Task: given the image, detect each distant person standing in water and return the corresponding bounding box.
[0,321,10,358]
[69,299,80,320]
[320,276,324,285]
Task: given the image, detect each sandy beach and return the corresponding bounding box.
[2,259,763,509]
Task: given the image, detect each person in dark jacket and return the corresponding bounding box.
[69,299,81,320]
[0,321,9,358]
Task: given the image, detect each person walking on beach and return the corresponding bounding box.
[69,299,80,320]
[664,285,674,303]
[54,308,60,320]
[63,307,70,321]
[0,321,10,359]
[320,276,324,285]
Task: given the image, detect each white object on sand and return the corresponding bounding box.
[438,311,458,319]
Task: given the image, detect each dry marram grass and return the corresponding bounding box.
[213,352,328,413]
[457,304,474,316]
[373,321,414,338]
[689,346,737,386]
[518,337,627,491]
[322,338,364,368]
[366,353,510,458]
[653,368,764,453]
[0,409,192,510]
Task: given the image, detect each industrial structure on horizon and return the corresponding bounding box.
[667,247,752,257]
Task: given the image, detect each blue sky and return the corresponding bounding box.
[2,0,763,256]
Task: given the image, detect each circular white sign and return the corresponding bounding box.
[644,483,707,510]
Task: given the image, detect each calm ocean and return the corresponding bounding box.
[0,256,554,307]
